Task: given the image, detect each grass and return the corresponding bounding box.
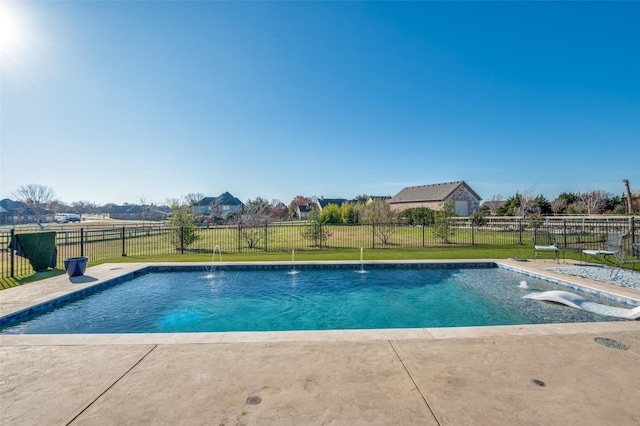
[95,245,536,263]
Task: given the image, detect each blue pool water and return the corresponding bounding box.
[0,265,630,334]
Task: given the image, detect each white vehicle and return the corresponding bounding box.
[55,213,81,223]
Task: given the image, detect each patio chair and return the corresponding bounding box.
[582,232,624,266]
[611,239,640,278]
[533,229,558,263]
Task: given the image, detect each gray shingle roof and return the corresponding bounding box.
[317,198,348,208]
[194,192,244,207]
[213,192,243,206]
[389,181,480,203]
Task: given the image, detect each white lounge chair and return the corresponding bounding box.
[611,240,640,278]
[583,232,624,266]
[533,229,558,263]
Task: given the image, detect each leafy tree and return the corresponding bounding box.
[532,195,551,215]
[478,203,491,216]
[306,204,320,222]
[301,222,333,247]
[400,207,436,225]
[317,203,342,224]
[557,192,580,205]
[340,202,358,224]
[470,210,488,226]
[354,194,370,204]
[12,183,57,223]
[612,204,627,215]
[604,195,626,214]
[496,193,521,216]
[222,211,237,223]
[169,200,199,250]
[433,201,456,243]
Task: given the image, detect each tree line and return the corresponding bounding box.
[8,183,639,227]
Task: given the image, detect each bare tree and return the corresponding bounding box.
[269,202,289,220]
[48,200,70,213]
[514,187,536,216]
[579,190,609,215]
[12,184,57,223]
[72,201,97,216]
[361,199,398,245]
[185,193,205,206]
[550,198,567,215]
[237,197,271,249]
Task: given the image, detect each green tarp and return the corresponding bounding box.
[14,231,57,272]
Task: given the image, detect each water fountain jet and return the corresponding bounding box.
[288,249,300,275]
[356,247,367,274]
[205,245,222,279]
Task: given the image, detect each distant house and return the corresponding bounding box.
[314,197,350,211]
[389,181,482,216]
[296,204,311,220]
[192,192,244,217]
[481,200,506,215]
[108,205,168,221]
[365,196,391,204]
[0,199,55,225]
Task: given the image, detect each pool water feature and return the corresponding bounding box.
[0,264,635,334]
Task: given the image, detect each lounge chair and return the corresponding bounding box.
[533,229,558,263]
[611,239,640,278]
[582,232,625,266]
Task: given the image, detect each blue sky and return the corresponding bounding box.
[1,1,638,206]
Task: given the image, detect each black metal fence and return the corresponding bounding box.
[1,217,637,279]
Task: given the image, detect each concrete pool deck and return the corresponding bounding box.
[1,260,640,425]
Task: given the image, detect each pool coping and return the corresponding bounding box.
[1,259,639,345]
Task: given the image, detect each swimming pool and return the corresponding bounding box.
[1,263,635,334]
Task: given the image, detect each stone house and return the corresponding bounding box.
[388,181,482,216]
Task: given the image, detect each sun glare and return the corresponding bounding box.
[0,2,27,54]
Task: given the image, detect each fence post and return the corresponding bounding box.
[264,221,268,252]
[10,228,15,278]
[518,219,523,245]
[180,226,184,254]
[422,222,425,247]
[630,216,635,245]
[80,228,84,257]
[237,224,242,253]
[471,220,475,246]
[562,219,567,248]
[372,223,376,249]
[122,227,127,256]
